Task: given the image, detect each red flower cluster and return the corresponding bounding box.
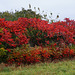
[0,17,75,65]
[0,18,75,48]
[7,46,75,65]
[19,18,75,45]
[0,18,28,48]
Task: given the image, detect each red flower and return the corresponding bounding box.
[53,43,57,46]
[6,49,11,52]
[0,42,1,45]
[70,49,74,55]
[45,40,49,44]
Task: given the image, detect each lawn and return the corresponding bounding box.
[0,58,75,75]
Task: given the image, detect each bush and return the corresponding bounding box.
[0,18,28,49]
[0,17,75,65]
[0,8,42,21]
[0,48,8,63]
[0,18,75,48]
[6,45,75,66]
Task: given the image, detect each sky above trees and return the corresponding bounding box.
[0,0,75,21]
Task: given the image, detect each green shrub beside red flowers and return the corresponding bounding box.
[0,48,8,63]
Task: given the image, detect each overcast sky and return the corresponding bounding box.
[0,0,75,21]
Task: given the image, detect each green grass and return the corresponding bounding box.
[0,59,75,75]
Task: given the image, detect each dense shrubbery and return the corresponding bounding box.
[0,17,75,65]
[0,8,42,21]
[6,44,75,66]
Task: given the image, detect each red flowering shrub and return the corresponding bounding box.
[69,49,75,56]
[62,47,70,57]
[6,45,75,66]
[0,17,75,48]
[0,18,28,48]
[51,19,75,45]
[17,18,75,46]
[7,46,49,65]
[0,17,75,65]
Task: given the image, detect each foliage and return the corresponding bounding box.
[6,45,75,66]
[0,48,8,63]
[0,17,75,48]
[25,18,75,46]
[0,5,59,23]
[0,8,42,21]
[0,18,28,49]
[0,17,75,65]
